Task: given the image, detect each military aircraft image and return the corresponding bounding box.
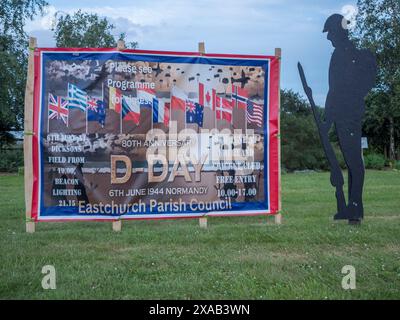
[153,62,163,77]
[231,69,250,88]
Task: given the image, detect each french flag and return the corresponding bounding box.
[137,88,156,108]
[171,86,187,111]
[153,99,170,126]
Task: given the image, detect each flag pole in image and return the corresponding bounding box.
[66,108,69,128]
[213,90,217,130]
[169,86,173,133]
[185,102,187,130]
[67,84,69,129]
[151,98,154,131]
[136,95,140,128]
[184,91,187,130]
[215,105,217,130]
[102,82,104,128]
[47,94,50,133]
[67,87,69,128]
[86,97,88,135]
[120,99,122,135]
[245,103,248,133]
[168,101,171,131]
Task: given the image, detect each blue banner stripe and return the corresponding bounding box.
[43,52,269,67]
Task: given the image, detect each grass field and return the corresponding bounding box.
[0,170,399,299]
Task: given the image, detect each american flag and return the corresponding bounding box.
[246,100,263,127]
[48,93,68,125]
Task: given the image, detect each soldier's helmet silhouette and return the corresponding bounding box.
[323,13,350,34]
[323,14,377,100]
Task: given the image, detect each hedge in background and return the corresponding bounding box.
[363,153,386,170]
[0,148,23,172]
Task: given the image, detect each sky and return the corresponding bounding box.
[25,0,359,106]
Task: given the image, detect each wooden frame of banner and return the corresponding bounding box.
[25,37,37,233]
[274,47,282,225]
[23,39,281,232]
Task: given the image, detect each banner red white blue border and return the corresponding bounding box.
[30,48,281,221]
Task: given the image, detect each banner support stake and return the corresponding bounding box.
[112,219,122,232]
[274,47,282,225]
[24,37,37,233]
[199,216,208,229]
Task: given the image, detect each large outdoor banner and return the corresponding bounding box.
[30,48,280,221]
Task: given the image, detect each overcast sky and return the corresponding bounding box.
[25,0,358,106]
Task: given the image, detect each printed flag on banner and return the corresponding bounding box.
[171,86,187,110]
[153,99,170,126]
[87,97,106,127]
[108,86,122,113]
[246,100,263,127]
[198,82,213,109]
[48,93,68,125]
[122,96,140,125]
[68,83,87,111]
[137,88,156,109]
[213,89,233,122]
[186,101,204,127]
[232,84,248,110]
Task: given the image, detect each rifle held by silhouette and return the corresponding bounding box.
[297,62,347,217]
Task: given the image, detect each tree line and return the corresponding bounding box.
[0,0,398,172]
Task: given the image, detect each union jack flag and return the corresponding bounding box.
[87,97,106,127]
[48,93,68,125]
[87,97,99,112]
[186,100,196,113]
[186,101,204,127]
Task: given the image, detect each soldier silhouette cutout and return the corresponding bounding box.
[298,14,377,224]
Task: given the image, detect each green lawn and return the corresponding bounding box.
[0,170,399,299]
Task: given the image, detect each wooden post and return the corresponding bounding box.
[112,220,122,232]
[274,213,282,225]
[198,42,208,229]
[117,39,125,51]
[274,48,282,225]
[199,216,208,229]
[198,42,205,55]
[24,37,37,233]
[112,40,126,232]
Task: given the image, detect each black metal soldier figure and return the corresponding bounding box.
[298,14,377,223]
